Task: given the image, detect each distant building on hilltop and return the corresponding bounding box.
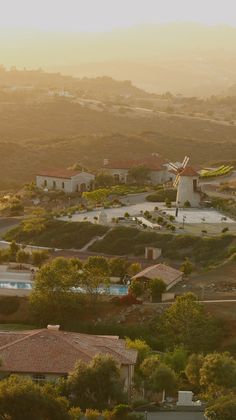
[102,154,174,185]
[36,169,95,193]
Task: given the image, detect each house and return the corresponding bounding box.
[132,263,183,290]
[36,169,95,193]
[102,154,174,185]
[0,327,137,393]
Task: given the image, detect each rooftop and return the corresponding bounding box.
[103,154,167,171]
[132,263,182,286]
[36,169,83,179]
[0,329,137,375]
[179,166,199,177]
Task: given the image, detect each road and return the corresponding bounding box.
[140,412,204,420]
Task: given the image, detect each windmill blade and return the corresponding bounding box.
[173,174,180,188]
[168,162,179,172]
[182,156,190,168]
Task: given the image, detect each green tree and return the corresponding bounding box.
[95,172,114,188]
[205,394,236,420]
[16,249,30,264]
[31,250,49,266]
[128,166,150,185]
[129,280,144,297]
[200,352,236,397]
[9,240,19,259]
[126,338,151,366]
[163,346,188,375]
[30,257,82,325]
[148,278,166,301]
[156,293,221,352]
[0,376,69,420]
[66,354,124,410]
[140,357,177,402]
[109,258,129,278]
[185,353,204,389]
[82,256,110,302]
[127,263,141,277]
[180,258,193,275]
[83,189,109,205]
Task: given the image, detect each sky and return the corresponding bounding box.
[1,0,236,32]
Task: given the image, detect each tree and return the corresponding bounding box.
[9,240,19,259]
[126,338,151,366]
[128,166,150,185]
[82,256,110,302]
[31,250,49,266]
[16,249,30,264]
[66,354,124,410]
[156,293,222,352]
[95,172,114,188]
[180,258,193,275]
[127,263,141,277]
[129,280,144,297]
[109,258,129,278]
[0,375,70,420]
[148,278,166,301]
[163,346,188,375]
[30,257,82,325]
[140,357,177,402]
[200,352,236,397]
[205,395,236,420]
[185,353,204,389]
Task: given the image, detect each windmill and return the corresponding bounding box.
[168,156,190,188]
[168,156,201,211]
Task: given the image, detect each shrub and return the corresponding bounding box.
[117,293,141,306]
[84,408,101,419]
[129,280,144,297]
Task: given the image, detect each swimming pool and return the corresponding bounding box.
[0,281,128,296]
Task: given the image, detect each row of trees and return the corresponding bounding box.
[0,355,143,420]
[0,240,48,266]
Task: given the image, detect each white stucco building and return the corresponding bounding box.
[102,154,174,185]
[176,166,202,207]
[36,169,95,193]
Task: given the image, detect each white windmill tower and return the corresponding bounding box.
[168,156,201,209]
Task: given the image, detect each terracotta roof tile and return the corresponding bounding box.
[179,167,198,177]
[104,155,167,171]
[0,330,137,375]
[36,169,83,179]
[132,263,182,286]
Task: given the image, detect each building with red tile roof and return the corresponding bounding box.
[0,328,137,391]
[103,154,174,185]
[132,263,183,290]
[36,169,95,193]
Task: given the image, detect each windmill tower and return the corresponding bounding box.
[169,157,201,208]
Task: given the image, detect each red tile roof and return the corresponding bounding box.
[104,155,167,171]
[37,169,82,179]
[132,263,182,286]
[179,167,198,177]
[0,329,137,375]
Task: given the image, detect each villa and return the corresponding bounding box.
[0,326,137,393]
[36,169,95,193]
[102,154,174,185]
[132,263,183,290]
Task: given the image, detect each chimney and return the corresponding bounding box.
[47,325,60,331]
[103,158,109,166]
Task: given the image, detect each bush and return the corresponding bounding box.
[0,296,20,315]
[115,293,142,306]
[84,409,101,419]
[129,280,144,297]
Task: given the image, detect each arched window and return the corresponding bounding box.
[53,181,56,189]
[44,180,47,187]
[62,181,65,189]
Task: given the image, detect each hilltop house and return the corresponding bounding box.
[132,263,183,290]
[36,169,95,193]
[102,154,174,185]
[0,327,137,393]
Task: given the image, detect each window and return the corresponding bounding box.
[53,181,56,189]
[193,179,197,192]
[62,181,65,189]
[114,174,120,183]
[32,373,46,383]
[44,180,47,187]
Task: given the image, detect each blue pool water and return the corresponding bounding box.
[0,281,128,296]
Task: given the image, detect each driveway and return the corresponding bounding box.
[143,412,205,420]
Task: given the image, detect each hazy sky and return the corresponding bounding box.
[1,0,236,32]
